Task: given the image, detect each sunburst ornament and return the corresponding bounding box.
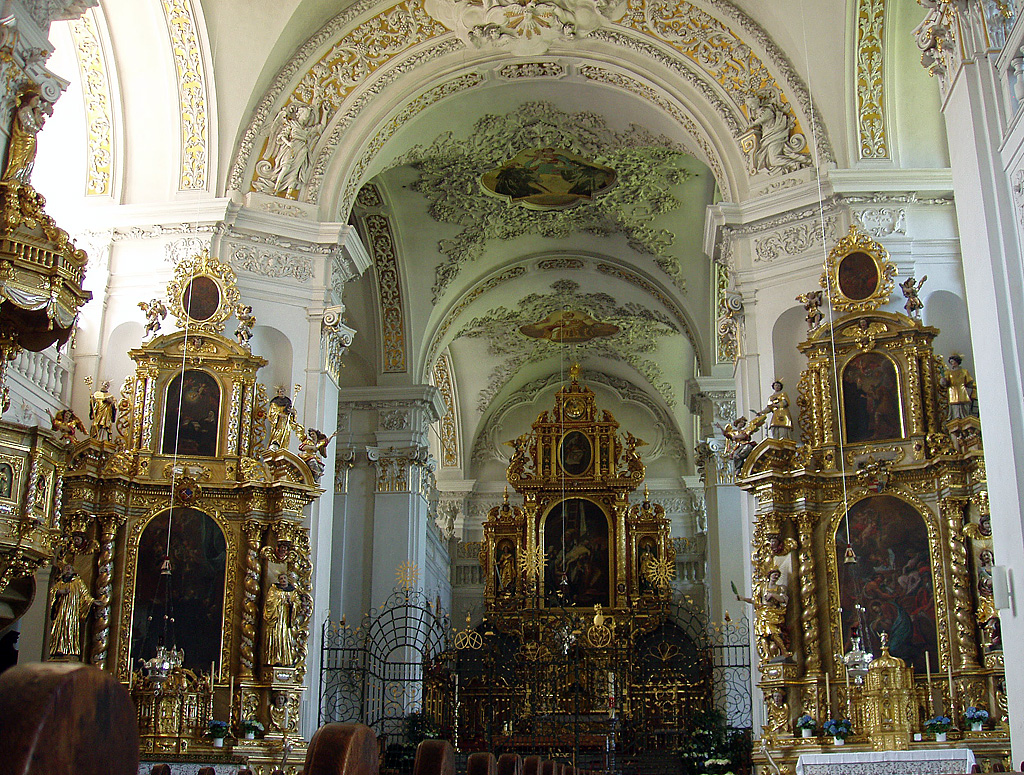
[518,545,545,580]
[644,556,675,588]
[396,561,420,590]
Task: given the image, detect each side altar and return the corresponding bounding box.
[735,228,1009,773]
[36,252,330,773]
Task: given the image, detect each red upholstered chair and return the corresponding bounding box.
[497,752,523,775]
[523,755,542,775]
[412,739,455,775]
[467,752,498,775]
[303,722,379,775]
[0,662,139,775]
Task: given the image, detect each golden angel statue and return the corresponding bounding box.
[2,87,52,185]
[47,408,87,444]
[48,565,98,659]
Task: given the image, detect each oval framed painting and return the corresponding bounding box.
[559,430,592,476]
[180,275,222,322]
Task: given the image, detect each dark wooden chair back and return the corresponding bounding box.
[522,755,542,775]
[496,752,523,775]
[303,722,379,775]
[466,752,497,775]
[412,739,455,775]
[0,662,138,775]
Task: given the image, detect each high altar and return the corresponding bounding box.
[0,251,328,773]
[736,228,1009,773]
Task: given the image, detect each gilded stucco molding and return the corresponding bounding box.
[432,351,459,468]
[227,0,833,206]
[855,0,889,160]
[159,0,209,191]
[362,210,408,373]
[68,9,114,196]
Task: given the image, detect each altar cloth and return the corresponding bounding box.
[795,748,976,775]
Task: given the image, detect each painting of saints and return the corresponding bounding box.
[162,370,221,456]
[836,495,937,673]
[559,431,592,476]
[842,352,903,443]
[131,508,226,671]
[543,498,610,607]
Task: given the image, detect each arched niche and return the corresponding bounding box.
[161,369,221,457]
[541,498,611,608]
[771,304,809,441]
[834,495,938,673]
[925,290,973,368]
[840,351,904,444]
[104,321,145,391]
[130,507,227,672]
[251,325,293,389]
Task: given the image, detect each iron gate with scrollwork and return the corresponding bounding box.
[320,592,752,773]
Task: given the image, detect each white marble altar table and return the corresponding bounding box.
[795,748,977,775]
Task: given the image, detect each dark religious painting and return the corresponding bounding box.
[836,495,937,673]
[181,275,221,321]
[0,462,13,499]
[481,147,616,209]
[559,430,592,476]
[838,251,879,300]
[842,352,903,443]
[131,507,226,671]
[162,370,220,456]
[543,498,610,607]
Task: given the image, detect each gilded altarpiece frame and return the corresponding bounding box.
[737,230,1008,772]
[48,253,324,771]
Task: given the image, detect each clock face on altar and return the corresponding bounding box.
[564,397,586,419]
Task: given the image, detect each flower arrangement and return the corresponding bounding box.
[823,718,852,739]
[240,719,264,736]
[925,715,952,733]
[964,707,989,723]
[208,720,230,739]
[703,758,733,775]
[796,715,816,731]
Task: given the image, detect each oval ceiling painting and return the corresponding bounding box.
[481,147,617,209]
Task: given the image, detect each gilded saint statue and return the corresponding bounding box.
[48,565,97,659]
[737,549,793,663]
[263,572,299,667]
[940,354,976,420]
[267,392,299,451]
[89,380,117,441]
[761,380,793,440]
[497,542,516,596]
[2,87,52,185]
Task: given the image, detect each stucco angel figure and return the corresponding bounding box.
[2,87,52,184]
[139,299,168,338]
[259,95,330,196]
[716,414,766,472]
[796,290,824,331]
[48,564,98,659]
[297,427,335,480]
[48,408,87,444]
[235,304,256,349]
[899,275,927,320]
[743,95,809,174]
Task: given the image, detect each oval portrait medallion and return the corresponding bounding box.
[837,251,879,301]
[181,275,222,322]
[559,430,592,476]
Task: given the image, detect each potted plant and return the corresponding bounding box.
[208,719,229,748]
[925,715,952,742]
[964,707,988,732]
[823,718,852,745]
[240,719,264,740]
[796,714,816,738]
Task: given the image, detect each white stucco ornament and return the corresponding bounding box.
[425,0,625,55]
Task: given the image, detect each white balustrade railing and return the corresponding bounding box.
[11,347,69,405]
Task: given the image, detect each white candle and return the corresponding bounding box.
[925,651,932,712]
[228,675,234,722]
[825,673,831,715]
[947,663,954,713]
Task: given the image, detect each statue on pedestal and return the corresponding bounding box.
[940,354,976,420]
[88,381,117,441]
[48,565,97,659]
[761,380,793,440]
[262,572,299,667]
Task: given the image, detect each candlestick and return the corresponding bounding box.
[825,673,831,716]
[947,663,955,716]
[845,667,851,716]
[925,651,933,713]
[228,675,234,724]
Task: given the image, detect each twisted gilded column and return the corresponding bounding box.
[796,513,821,674]
[240,520,264,678]
[941,497,980,669]
[91,513,124,670]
